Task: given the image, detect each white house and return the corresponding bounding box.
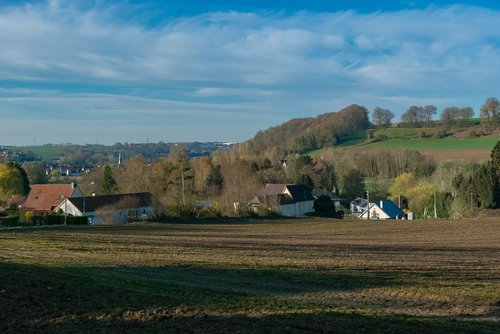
[250,184,315,217]
[358,200,404,220]
[56,192,153,224]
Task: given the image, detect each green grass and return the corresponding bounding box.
[365,136,500,150]
[1,218,499,333]
[3,145,68,160]
[307,128,499,158]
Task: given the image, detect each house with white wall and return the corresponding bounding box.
[358,200,404,220]
[56,192,153,224]
[250,184,315,217]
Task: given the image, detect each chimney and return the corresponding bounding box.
[71,182,75,189]
[380,200,383,209]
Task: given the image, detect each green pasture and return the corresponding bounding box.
[3,145,67,160]
[366,136,499,150]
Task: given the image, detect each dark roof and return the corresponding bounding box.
[361,200,403,219]
[312,189,342,201]
[68,193,152,212]
[378,200,404,218]
[284,184,314,202]
[263,184,313,204]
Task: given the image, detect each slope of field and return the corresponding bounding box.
[1,219,499,333]
[310,130,500,161]
[2,145,68,161]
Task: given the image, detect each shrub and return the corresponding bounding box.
[0,215,20,227]
[433,130,448,139]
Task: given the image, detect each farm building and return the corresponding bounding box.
[55,192,153,224]
[250,184,315,217]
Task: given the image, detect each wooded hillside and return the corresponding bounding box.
[248,104,370,155]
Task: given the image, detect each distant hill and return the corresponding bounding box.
[0,142,235,164]
[247,104,370,154]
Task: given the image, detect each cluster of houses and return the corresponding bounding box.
[19,181,411,224]
[22,183,153,224]
[247,183,411,220]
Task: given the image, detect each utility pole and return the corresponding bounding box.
[367,190,370,220]
[64,199,67,227]
[433,190,437,219]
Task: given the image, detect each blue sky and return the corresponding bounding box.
[1,1,499,145]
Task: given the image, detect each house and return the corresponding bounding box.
[350,197,369,217]
[358,200,404,220]
[250,184,315,217]
[23,183,84,214]
[55,192,153,224]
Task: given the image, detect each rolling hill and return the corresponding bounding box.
[244,106,500,161]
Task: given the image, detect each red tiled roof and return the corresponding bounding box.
[24,184,78,213]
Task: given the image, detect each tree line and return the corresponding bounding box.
[2,141,499,220]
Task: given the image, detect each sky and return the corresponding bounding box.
[1,1,499,145]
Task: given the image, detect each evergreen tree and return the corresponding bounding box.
[102,165,118,194]
[206,164,224,195]
[10,163,30,195]
[491,141,500,207]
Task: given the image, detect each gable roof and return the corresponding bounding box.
[285,184,314,202]
[24,184,80,212]
[264,184,287,196]
[361,200,404,219]
[67,193,152,213]
[312,189,342,201]
[263,184,314,204]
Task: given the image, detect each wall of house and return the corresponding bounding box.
[87,206,153,225]
[279,200,314,217]
[360,205,390,220]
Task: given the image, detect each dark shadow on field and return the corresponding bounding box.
[0,217,305,234]
[1,262,499,334]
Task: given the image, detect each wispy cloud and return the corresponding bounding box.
[0,1,499,144]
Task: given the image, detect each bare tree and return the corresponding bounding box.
[401,106,419,128]
[371,107,394,128]
[422,105,437,127]
[480,97,499,128]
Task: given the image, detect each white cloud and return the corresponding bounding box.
[0,2,499,144]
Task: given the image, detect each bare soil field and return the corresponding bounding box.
[1,218,499,333]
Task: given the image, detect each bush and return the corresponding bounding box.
[0,215,20,227]
[433,130,448,139]
[313,195,335,213]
